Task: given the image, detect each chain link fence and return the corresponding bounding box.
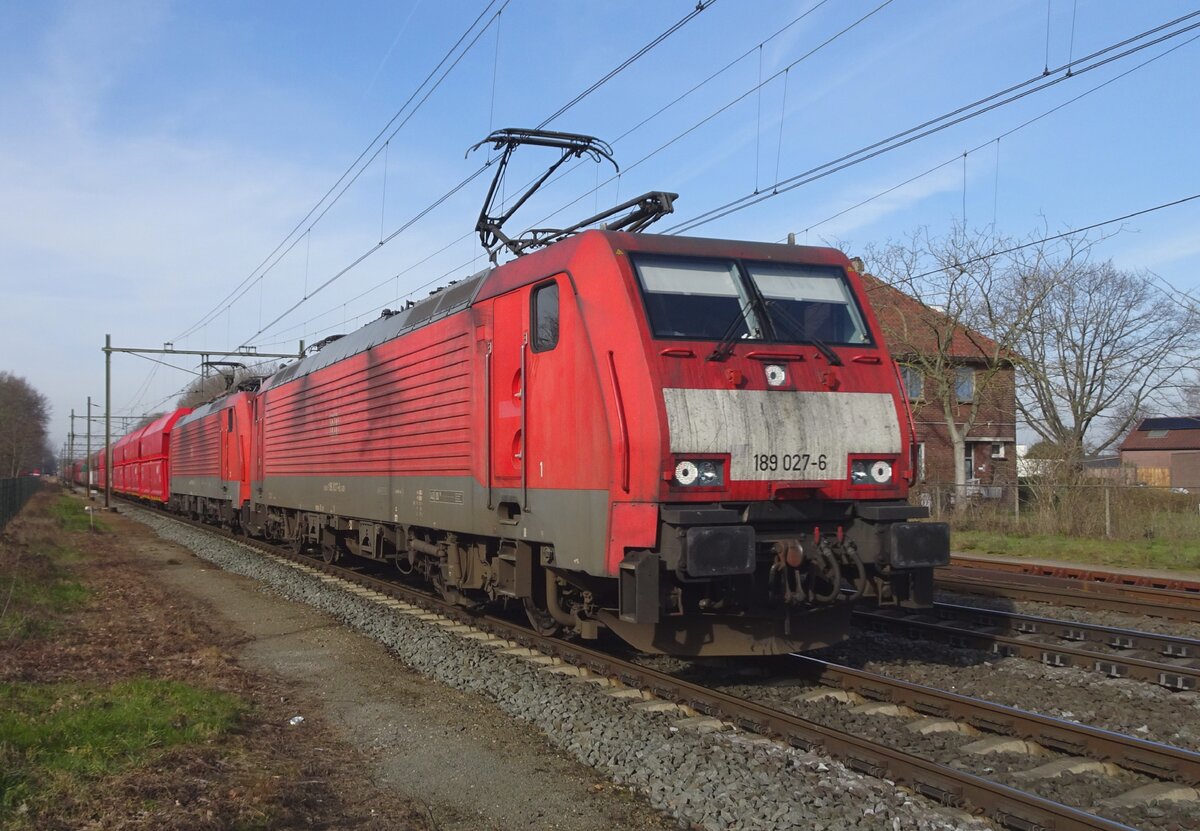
[911,479,1200,543]
[0,477,41,531]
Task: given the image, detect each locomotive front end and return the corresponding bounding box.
[601,235,949,656]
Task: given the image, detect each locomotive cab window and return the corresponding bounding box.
[745,262,871,346]
[632,256,763,341]
[532,281,559,352]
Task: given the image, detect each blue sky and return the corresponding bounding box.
[2,0,1198,449]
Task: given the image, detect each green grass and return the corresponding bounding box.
[0,543,88,641]
[49,497,103,533]
[0,679,244,814]
[954,529,1200,572]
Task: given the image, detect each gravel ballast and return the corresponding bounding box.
[127,508,986,831]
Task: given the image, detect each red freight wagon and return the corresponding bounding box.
[112,424,153,498]
[95,448,108,492]
[136,408,191,502]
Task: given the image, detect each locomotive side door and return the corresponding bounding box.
[221,407,237,498]
[490,289,526,507]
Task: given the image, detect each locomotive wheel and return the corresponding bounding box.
[320,539,339,564]
[523,599,561,637]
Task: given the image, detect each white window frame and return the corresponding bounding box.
[955,366,974,403]
[899,365,923,402]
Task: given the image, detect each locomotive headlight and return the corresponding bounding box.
[675,460,699,485]
[674,459,724,487]
[850,459,893,486]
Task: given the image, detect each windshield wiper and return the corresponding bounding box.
[765,300,843,366]
[706,302,756,362]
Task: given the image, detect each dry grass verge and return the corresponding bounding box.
[0,490,430,830]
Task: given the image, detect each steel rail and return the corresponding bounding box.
[128,504,1144,831]
[930,601,1200,659]
[950,556,1200,594]
[789,656,1200,785]
[938,567,1200,624]
[855,609,1200,691]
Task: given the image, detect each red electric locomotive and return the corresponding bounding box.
[117,130,948,656]
[170,393,252,519]
[229,219,947,655]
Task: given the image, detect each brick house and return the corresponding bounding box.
[1118,417,1200,488]
[860,274,1018,492]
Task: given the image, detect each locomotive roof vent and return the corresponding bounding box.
[468,127,678,263]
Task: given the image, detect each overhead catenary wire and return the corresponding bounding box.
[665,9,1200,235]
[172,0,508,344]
[206,2,513,342]
[788,27,1200,242]
[246,1,834,350]
[513,0,886,237]
[905,192,1200,283]
[233,0,722,351]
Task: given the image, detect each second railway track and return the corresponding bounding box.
[856,602,1200,691]
[939,561,1200,624]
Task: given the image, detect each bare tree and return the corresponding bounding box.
[1016,260,1200,455]
[862,224,1066,505]
[0,372,51,477]
[1180,373,1200,415]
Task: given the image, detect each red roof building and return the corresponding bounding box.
[861,275,1017,495]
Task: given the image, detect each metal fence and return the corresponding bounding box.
[0,477,41,531]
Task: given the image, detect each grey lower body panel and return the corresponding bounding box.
[253,474,610,574]
[171,475,228,501]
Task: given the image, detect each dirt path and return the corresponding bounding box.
[108,503,673,831]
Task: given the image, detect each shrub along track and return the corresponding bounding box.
[138,502,1200,831]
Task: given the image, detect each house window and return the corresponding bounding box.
[1146,429,1169,439]
[899,365,923,401]
[955,367,974,402]
[991,442,1006,459]
[531,281,559,352]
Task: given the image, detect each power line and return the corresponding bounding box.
[245,2,833,351]
[236,0,721,349]
[666,10,1200,235]
[906,192,1200,282]
[536,0,718,128]
[790,28,1200,241]
[173,0,507,344]
[519,0,892,236]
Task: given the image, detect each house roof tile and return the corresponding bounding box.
[860,273,1002,361]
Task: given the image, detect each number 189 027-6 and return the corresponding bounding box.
[752,452,827,473]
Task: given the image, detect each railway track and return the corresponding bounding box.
[855,603,1200,691]
[950,556,1200,594]
[132,504,1200,831]
[786,656,1200,785]
[938,563,1200,624]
